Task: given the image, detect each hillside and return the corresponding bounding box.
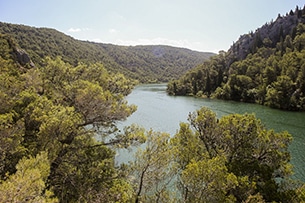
[1,32,303,202]
[227,6,305,62]
[0,22,214,82]
[1,8,305,202]
[168,6,305,111]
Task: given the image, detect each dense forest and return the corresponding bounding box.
[0,22,214,83]
[1,6,305,203]
[1,35,305,202]
[168,6,305,111]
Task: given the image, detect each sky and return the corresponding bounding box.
[0,0,304,53]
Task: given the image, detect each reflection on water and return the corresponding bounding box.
[117,84,305,182]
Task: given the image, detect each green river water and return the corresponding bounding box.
[117,84,305,182]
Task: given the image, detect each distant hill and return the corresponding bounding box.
[0,22,214,82]
[227,6,305,63]
[168,5,305,111]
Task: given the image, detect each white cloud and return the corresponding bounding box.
[109,28,118,34]
[92,38,103,43]
[67,27,91,33]
[68,28,82,33]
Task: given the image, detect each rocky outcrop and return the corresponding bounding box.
[227,6,305,62]
[15,48,35,68]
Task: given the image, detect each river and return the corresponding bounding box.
[117,83,305,182]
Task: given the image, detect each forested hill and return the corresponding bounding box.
[168,6,305,111]
[0,22,214,82]
[1,32,304,202]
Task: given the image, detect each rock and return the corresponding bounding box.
[227,7,305,63]
[15,48,35,68]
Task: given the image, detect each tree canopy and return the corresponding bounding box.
[0,22,214,83]
[1,6,305,202]
[168,7,305,111]
[169,107,298,202]
[128,107,304,202]
[0,35,145,201]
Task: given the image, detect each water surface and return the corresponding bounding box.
[118,84,305,182]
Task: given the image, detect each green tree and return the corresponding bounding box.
[263,66,277,85]
[297,63,305,93]
[130,130,178,203]
[172,107,295,202]
[293,33,305,51]
[0,112,25,179]
[181,155,238,203]
[170,122,204,169]
[0,152,58,203]
[226,74,255,102]
[0,55,144,202]
[265,75,294,109]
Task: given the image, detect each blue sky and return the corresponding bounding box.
[0,0,304,52]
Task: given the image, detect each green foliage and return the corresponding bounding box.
[49,136,117,202]
[0,42,144,201]
[171,107,298,202]
[0,152,58,203]
[0,22,214,82]
[129,130,178,203]
[0,112,25,179]
[167,52,225,97]
[168,10,305,111]
[265,75,295,109]
[1,7,305,202]
[181,156,238,203]
[170,122,204,169]
[168,107,301,202]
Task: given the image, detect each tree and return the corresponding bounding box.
[181,155,238,203]
[225,74,255,102]
[265,75,294,109]
[130,130,178,203]
[170,122,204,169]
[216,113,292,201]
[0,152,58,203]
[293,32,305,52]
[263,66,277,85]
[297,63,305,93]
[0,112,25,179]
[0,55,144,202]
[172,107,295,202]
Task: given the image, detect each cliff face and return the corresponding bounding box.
[228,6,305,62]
[167,5,305,111]
[0,34,34,69]
[15,48,35,68]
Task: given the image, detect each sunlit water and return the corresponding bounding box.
[117,84,305,182]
